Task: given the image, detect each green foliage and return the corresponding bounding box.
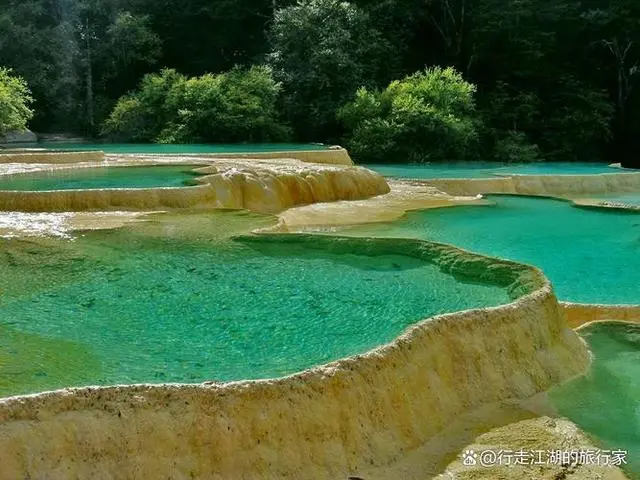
[127,0,275,74]
[0,0,638,162]
[339,67,479,163]
[538,78,614,161]
[103,68,183,141]
[0,1,81,131]
[268,0,391,141]
[493,131,541,163]
[104,66,290,143]
[0,68,34,135]
[0,1,162,133]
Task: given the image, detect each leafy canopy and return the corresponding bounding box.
[339,67,479,163]
[0,67,34,135]
[268,0,391,141]
[104,66,290,143]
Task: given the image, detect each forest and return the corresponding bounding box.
[1,0,639,166]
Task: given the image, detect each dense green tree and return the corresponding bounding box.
[268,0,392,141]
[104,66,290,143]
[0,0,160,133]
[339,67,479,163]
[126,0,275,75]
[464,0,614,161]
[74,0,162,132]
[0,1,80,131]
[103,68,184,141]
[354,0,432,78]
[578,0,640,167]
[0,68,34,135]
[2,0,640,164]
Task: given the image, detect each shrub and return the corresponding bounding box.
[0,67,34,135]
[103,68,185,141]
[104,66,290,143]
[338,67,479,163]
[493,130,541,163]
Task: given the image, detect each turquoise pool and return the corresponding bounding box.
[341,195,640,304]
[0,165,205,190]
[16,142,329,154]
[550,322,640,478]
[364,162,632,179]
[0,211,511,397]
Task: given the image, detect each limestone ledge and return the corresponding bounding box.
[562,302,640,329]
[272,179,485,233]
[0,151,105,164]
[0,147,352,166]
[571,197,640,212]
[424,171,640,197]
[102,147,353,166]
[190,146,354,166]
[0,235,589,479]
[0,159,389,214]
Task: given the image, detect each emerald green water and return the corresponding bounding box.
[342,195,640,304]
[549,322,640,478]
[0,211,510,397]
[17,142,329,154]
[0,165,204,190]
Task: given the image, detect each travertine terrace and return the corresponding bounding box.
[0,151,635,479]
[0,154,388,213]
[0,235,589,479]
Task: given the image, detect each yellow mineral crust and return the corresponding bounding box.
[273,179,486,232]
[0,157,389,213]
[570,197,640,211]
[0,151,105,164]
[562,302,640,329]
[0,155,630,479]
[0,235,590,479]
[0,147,351,166]
[194,145,354,165]
[424,171,640,197]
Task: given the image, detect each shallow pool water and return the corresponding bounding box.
[0,211,510,397]
[17,142,329,154]
[0,165,204,190]
[549,322,640,478]
[341,195,640,304]
[363,162,631,179]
